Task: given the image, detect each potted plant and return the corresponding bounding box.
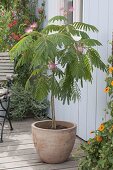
[9,15,106,163]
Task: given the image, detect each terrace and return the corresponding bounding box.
[0,0,113,170]
[0,119,83,170]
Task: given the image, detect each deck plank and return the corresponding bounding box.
[0,160,78,170]
[0,148,36,158]
[0,119,84,170]
[0,154,40,164]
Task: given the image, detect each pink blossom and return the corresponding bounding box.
[37,8,44,14]
[48,62,57,70]
[12,11,17,17]
[60,7,64,11]
[68,6,75,12]
[63,10,68,17]
[25,27,33,33]
[30,22,38,29]
[1,12,4,16]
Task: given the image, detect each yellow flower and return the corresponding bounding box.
[98,124,105,132]
[104,87,110,93]
[111,81,113,86]
[109,67,113,73]
[87,141,90,144]
[96,136,103,142]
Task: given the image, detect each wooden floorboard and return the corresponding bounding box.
[0,119,84,170]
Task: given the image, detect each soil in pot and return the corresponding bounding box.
[36,121,68,130]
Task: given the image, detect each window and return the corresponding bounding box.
[64,0,73,24]
[62,0,83,23]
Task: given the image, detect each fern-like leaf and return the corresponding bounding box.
[80,39,102,46]
[73,22,98,32]
[60,25,90,39]
[87,48,106,71]
[9,35,33,60]
[49,15,67,23]
[42,25,61,34]
[72,82,81,102]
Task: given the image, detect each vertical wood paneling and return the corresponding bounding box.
[96,0,108,129]
[77,0,90,141]
[85,0,99,139]
[47,0,61,20]
[55,100,79,128]
[83,0,111,140]
[78,85,88,140]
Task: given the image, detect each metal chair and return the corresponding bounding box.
[0,89,13,142]
[0,52,14,142]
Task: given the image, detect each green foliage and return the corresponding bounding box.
[0,0,46,87]
[0,0,30,11]
[73,22,98,32]
[9,15,106,105]
[10,83,49,120]
[80,54,113,170]
[79,119,113,170]
[49,15,68,23]
[0,0,45,51]
[9,15,106,128]
[104,55,113,116]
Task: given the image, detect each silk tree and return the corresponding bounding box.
[10,16,106,129]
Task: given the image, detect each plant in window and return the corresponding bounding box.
[9,15,106,164]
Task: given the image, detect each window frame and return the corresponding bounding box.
[73,0,83,22]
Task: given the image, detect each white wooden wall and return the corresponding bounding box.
[46,0,113,141]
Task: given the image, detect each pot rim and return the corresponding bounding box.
[32,120,77,132]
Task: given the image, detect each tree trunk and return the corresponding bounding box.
[51,94,56,129]
[51,72,56,129]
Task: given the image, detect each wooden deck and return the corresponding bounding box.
[0,119,84,170]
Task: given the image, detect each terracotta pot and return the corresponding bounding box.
[32,120,76,164]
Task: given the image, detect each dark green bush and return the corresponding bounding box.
[10,83,49,120]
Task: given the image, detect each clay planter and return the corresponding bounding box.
[32,120,76,164]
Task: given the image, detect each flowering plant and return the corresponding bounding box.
[80,119,113,170]
[80,55,113,170]
[10,13,106,129]
[0,0,45,52]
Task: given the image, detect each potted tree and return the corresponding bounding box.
[9,15,106,163]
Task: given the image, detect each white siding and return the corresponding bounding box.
[46,0,113,140]
[82,0,113,140]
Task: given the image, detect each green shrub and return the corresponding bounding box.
[0,0,46,51]
[10,83,49,120]
[80,119,113,170]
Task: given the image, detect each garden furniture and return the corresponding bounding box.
[0,52,14,142]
